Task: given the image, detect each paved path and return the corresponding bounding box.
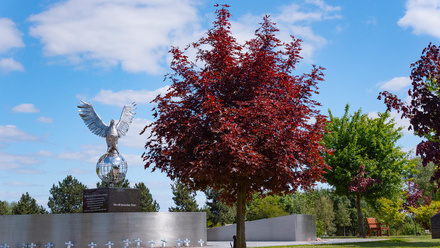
[207,239,387,247]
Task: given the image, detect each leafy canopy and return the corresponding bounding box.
[379,43,440,187]
[322,104,411,199]
[142,4,328,204]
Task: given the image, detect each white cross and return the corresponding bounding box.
[161,239,167,248]
[198,239,204,247]
[105,241,114,248]
[134,238,143,248]
[29,243,36,248]
[148,240,155,248]
[65,241,74,248]
[123,239,131,248]
[88,242,97,248]
[45,242,54,248]
[183,239,190,247]
[3,244,8,248]
[176,239,181,247]
[21,243,26,248]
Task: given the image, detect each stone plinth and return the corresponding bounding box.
[83,187,140,213]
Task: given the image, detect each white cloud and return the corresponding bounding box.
[398,0,440,39]
[37,117,54,123]
[230,1,341,62]
[12,103,40,113]
[0,151,41,170]
[120,118,152,149]
[92,86,169,107]
[379,77,412,91]
[0,18,24,54]
[3,181,39,187]
[0,58,24,72]
[0,125,39,143]
[28,0,200,74]
[37,150,54,157]
[58,144,104,164]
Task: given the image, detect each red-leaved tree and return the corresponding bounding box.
[142,6,328,247]
[379,43,440,188]
[348,165,380,237]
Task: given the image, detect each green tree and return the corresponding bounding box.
[0,200,8,215]
[283,192,315,215]
[377,197,406,235]
[314,195,336,236]
[205,188,235,227]
[246,194,288,221]
[96,178,130,188]
[169,182,199,212]
[335,200,351,236]
[322,104,412,236]
[411,160,440,200]
[410,201,440,230]
[48,175,87,214]
[12,192,47,215]
[134,182,160,212]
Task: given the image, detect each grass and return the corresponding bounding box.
[258,236,440,248]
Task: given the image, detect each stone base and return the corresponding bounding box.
[83,187,140,213]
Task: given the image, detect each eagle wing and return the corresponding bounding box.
[78,100,109,137]
[116,102,136,137]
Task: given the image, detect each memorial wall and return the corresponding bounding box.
[0,212,207,248]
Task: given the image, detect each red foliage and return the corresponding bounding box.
[142,6,329,203]
[403,180,431,212]
[348,165,380,193]
[378,43,440,188]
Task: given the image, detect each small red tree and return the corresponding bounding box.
[403,180,431,235]
[379,43,440,188]
[348,165,380,237]
[142,6,328,247]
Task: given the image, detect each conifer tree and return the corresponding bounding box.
[48,175,87,213]
[168,181,199,212]
[12,192,47,215]
[135,182,160,212]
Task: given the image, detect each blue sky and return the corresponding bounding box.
[0,0,438,211]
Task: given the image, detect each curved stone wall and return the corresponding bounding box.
[0,212,206,247]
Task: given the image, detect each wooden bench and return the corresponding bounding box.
[366,217,390,237]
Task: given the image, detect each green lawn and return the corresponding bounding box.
[259,236,440,248]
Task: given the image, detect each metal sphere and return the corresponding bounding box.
[96,153,127,185]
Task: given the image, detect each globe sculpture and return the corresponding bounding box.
[96,152,128,186]
[78,101,136,186]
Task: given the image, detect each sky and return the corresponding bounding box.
[0,0,439,212]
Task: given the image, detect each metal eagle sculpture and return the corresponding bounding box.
[77,101,136,154]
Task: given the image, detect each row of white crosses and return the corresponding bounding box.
[0,243,54,248]
[0,238,205,248]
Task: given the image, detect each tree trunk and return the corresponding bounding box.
[414,214,418,236]
[356,193,365,238]
[236,180,247,248]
